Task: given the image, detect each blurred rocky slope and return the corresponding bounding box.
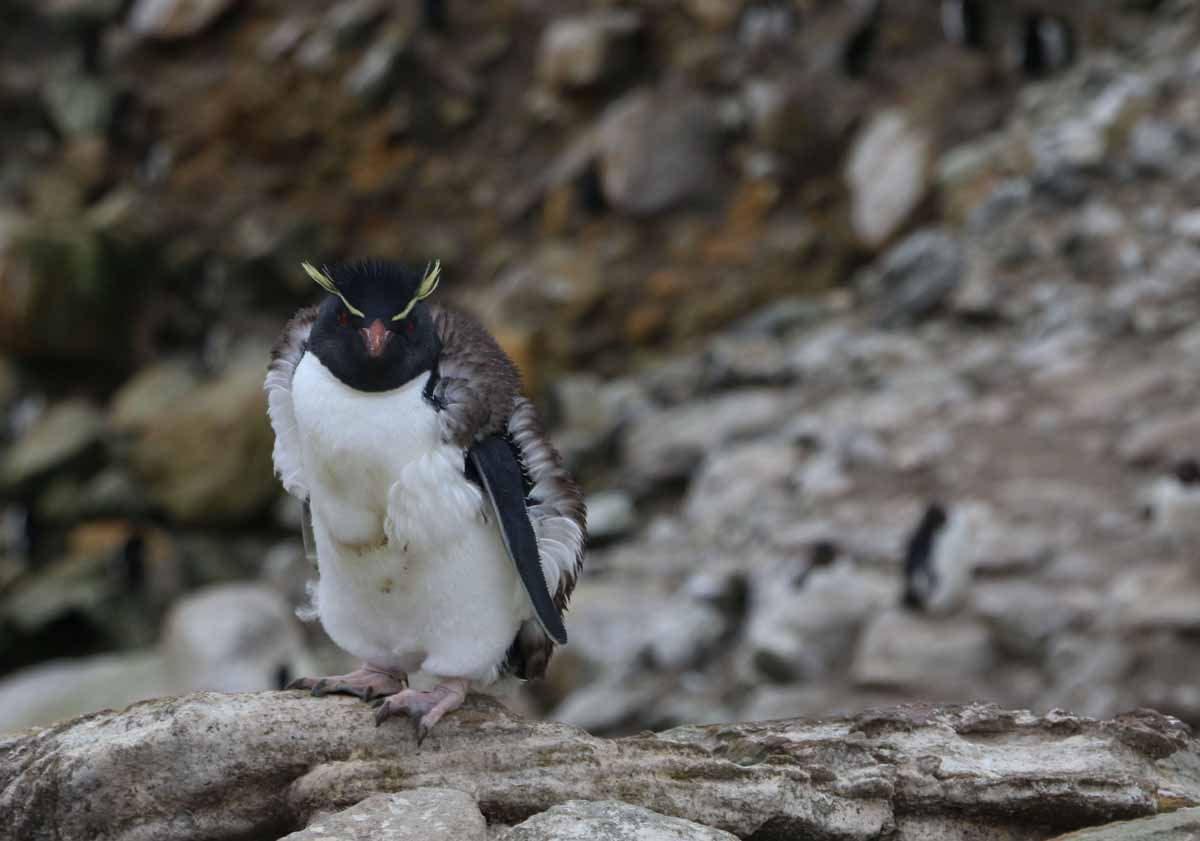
[0,0,1197,734]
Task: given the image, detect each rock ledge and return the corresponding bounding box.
[1,693,1198,840]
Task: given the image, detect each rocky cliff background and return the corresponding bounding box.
[0,0,1198,739]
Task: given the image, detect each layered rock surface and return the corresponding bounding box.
[2,694,1198,841]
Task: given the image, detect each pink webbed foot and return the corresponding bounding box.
[288,665,408,702]
[374,678,469,746]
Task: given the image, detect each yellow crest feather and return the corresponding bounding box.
[392,259,443,321]
[417,260,442,299]
[301,261,364,317]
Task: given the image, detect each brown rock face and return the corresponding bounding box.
[126,349,275,524]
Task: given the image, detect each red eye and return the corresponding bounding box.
[338,310,350,327]
[407,320,415,335]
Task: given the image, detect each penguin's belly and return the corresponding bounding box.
[291,354,530,683]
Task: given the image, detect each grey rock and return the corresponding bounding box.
[695,335,796,391]
[507,86,723,219]
[0,399,105,491]
[1030,71,1155,177]
[552,374,649,471]
[344,23,412,102]
[845,108,932,249]
[1171,209,1200,242]
[1048,807,1200,841]
[747,561,896,683]
[0,652,171,735]
[966,178,1033,232]
[128,0,243,39]
[869,228,965,327]
[623,390,794,488]
[507,800,738,841]
[296,30,338,72]
[646,598,728,671]
[327,0,388,45]
[738,4,795,51]
[852,609,995,690]
[3,695,1194,841]
[258,18,307,62]
[283,790,486,841]
[261,537,312,609]
[731,296,831,337]
[822,366,970,434]
[1119,409,1200,464]
[161,583,314,694]
[555,579,670,676]
[973,582,1100,660]
[597,88,723,216]
[551,674,666,734]
[110,358,200,433]
[1031,119,1108,175]
[1129,118,1188,175]
[1064,364,1175,421]
[537,11,641,91]
[741,685,900,723]
[1110,565,1200,632]
[0,582,316,732]
[1125,636,1200,725]
[786,324,929,384]
[684,441,800,533]
[585,491,636,542]
[0,549,112,634]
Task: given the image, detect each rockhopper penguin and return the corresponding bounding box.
[265,260,586,743]
[901,501,985,615]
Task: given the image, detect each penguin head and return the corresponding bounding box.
[303,259,444,392]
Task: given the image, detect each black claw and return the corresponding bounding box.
[416,722,429,748]
[375,703,392,727]
[286,677,314,692]
[370,698,386,708]
[311,680,329,697]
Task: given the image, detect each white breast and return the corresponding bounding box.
[924,504,986,615]
[289,354,530,685]
[291,355,441,539]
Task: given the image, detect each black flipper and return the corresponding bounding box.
[468,435,568,645]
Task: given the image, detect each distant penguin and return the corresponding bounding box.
[1020,12,1075,77]
[1144,460,1200,554]
[902,501,985,615]
[941,0,988,50]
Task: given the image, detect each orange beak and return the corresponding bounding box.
[361,319,392,358]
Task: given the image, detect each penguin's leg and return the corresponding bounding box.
[288,664,408,701]
[373,677,470,746]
